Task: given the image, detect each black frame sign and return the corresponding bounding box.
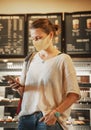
[0,14,25,58]
[65,11,91,57]
[27,13,62,54]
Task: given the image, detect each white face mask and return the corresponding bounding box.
[33,34,52,51]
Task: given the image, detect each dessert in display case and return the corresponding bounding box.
[0,81,19,130]
[67,83,91,130]
[66,60,91,130]
[0,60,23,130]
[27,13,62,54]
[64,11,91,57]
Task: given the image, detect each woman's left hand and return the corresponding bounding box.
[39,110,57,126]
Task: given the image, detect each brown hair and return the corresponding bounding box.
[29,18,61,36]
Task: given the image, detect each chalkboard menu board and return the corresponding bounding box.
[65,11,91,57]
[0,14,25,58]
[27,13,62,54]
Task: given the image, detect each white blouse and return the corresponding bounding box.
[19,53,80,129]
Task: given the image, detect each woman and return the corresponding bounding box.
[10,18,80,130]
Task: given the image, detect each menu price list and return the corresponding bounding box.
[27,13,62,54]
[65,12,91,57]
[0,15,25,57]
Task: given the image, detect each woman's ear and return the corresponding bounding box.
[49,31,54,39]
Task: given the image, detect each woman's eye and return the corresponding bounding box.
[34,37,42,41]
[31,36,43,41]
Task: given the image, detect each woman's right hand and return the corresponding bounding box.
[9,81,21,91]
[8,77,24,96]
[8,77,21,90]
